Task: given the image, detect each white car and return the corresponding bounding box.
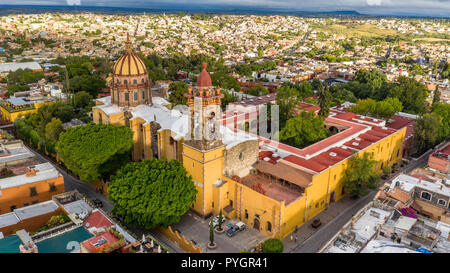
[212,215,227,228]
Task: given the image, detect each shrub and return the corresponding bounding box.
[262,238,284,253]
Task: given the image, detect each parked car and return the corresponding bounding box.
[212,215,227,228]
[226,222,246,237]
[93,199,103,208]
[226,225,240,237]
[236,221,246,230]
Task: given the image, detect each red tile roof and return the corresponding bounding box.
[83,210,113,230]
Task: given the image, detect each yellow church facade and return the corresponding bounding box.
[93,38,407,240]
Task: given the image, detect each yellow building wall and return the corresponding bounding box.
[222,176,287,238]
[182,144,225,217]
[0,101,55,122]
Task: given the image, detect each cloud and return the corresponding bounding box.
[66,0,81,5]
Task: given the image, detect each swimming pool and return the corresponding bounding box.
[0,227,94,253]
[0,235,21,253]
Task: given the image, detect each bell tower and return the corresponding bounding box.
[182,63,225,217]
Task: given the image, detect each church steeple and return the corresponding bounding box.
[184,63,224,150]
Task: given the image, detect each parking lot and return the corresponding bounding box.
[171,212,268,253]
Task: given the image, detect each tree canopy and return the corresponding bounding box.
[108,158,197,229]
[276,84,300,126]
[168,81,188,106]
[263,238,284,253]
[246,85,269,96]
[279,111,330,149]
[348,97,403,121]
[56,123,133,182]
[317,84,332,118]
[342,153,379,197]
[412,113,441,155]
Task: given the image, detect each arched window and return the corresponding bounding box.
[133,79,137,84]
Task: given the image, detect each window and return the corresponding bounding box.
[134,92,138,101]
[245,210,248,220]
[141,78,144,83]
[212,202,214,208]
[124,80,128,85]
[267,221,272,232]
[29,186,37,197]
[10,205,16,211]
[133,79,137,84]
[229,200,233,208]
[142,91,145,99]
[49,182,56,192]
[239,152,243,161]
[116,79,120,84]
[125,93,129,101]
[438,199,447,207]
[421,191,431,201]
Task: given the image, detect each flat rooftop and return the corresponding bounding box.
[0,162,61,190]
[241,174,302,205]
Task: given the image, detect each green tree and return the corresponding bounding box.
[276,84,300,127]
[341,153,379,197]
[209,218,214,246]
[69,75,106,97]
[168,81,188,106]
[218,209,223,231]
[412,113,441,155]
[56,123,133,182]
[387,76,428,114]
[45,117,63,142]
[246,85,269,96]
[431,103,450,142]
[317,84,332,118]
[432,86,440,106]
[311,78,323,91]
[210,71,241,91]
[108,158,197,229]
[279,111,329,149]
[73,91,93,109]
[349,97,403,121]
[262,238,284,253]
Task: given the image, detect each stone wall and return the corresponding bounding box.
[223,140,259,178]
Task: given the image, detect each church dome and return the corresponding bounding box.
[112,37,147,76]
[197,63,212,87]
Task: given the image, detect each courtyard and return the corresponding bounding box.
[171,212,268,253]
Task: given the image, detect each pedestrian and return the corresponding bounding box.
[290,235,293,242]
[295,235,298,243]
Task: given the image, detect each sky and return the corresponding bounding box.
[0,0,449,17]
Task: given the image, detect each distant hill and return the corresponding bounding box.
[0,4,445,18]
